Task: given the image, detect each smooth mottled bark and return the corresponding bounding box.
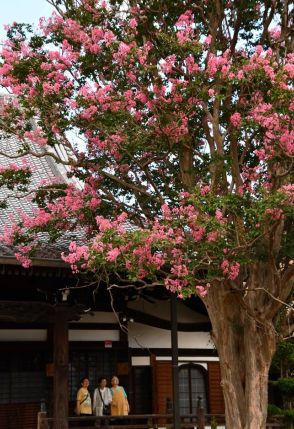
[205,266,280,429]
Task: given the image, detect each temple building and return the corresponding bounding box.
[0,132,224,429]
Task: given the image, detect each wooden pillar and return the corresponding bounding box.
[37,411,49,429]
[53,306,69,429]
[170,293,180,429]
[150,353,158,413]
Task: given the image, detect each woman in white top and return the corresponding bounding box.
[93,376,112,416]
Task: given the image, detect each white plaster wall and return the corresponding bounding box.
[128,323,213,349]
[131,358,209,369]
[179,362,208,370]
[69,329,119,341]
[132,356,151,366]
[0,329,47,341]
[71,311,118,324]
[155,356,219,362]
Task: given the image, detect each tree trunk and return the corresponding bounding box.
[204,278,277,429]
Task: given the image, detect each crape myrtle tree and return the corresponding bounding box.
[0,0,293,427]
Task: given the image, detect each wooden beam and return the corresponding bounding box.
[127,308,211,332]
[0,301,84,323]
[131,348,218,357]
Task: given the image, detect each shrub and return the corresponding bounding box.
[268,404,282,416]
[273,378,294,396]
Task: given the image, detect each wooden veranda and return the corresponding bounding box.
[37,412,287,429]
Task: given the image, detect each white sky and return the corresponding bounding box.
[0,0,53,40]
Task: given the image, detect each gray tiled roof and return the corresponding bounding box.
[0,132,79,262]
[0,132,138,264]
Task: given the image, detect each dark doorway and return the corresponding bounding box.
[132,366,152,414]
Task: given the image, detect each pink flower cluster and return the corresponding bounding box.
[249,103,294,157]
[195,283,210,298]
[175,10,194,44]
[280,184,294,203]
[24,128,48,146]
[220,259,240,280]
[0,159,31,174]
[264,208,284,221]
[207,51,231,77]
[61,241,89,273]
[230,112,242,128]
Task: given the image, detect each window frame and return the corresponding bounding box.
[178,363,208,415]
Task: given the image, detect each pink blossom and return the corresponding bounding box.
[190,226,205,241]
[61,243,89,272]
[96,216,113,231]
[204,35,212,45]
[185,55,199,74]
[280,184,294,203]
[0,159,30,174]
[221,260,240,280]
[129,18,138,29]
[104,30,116,46]
[106,247,121,262]
[255,45,263,55]
[24,128,48,146]
[230,112,242,128]
[195,285,208,297]
[200,185,211,196]
[164,277,188,293]
[113,42,132,64]
[215,209,223,221]
[254,149,266,160]
[269,26,281,40]
[15,253,32,268]
[175,10,194,44]
[284,63,294,78]
[207,231,219,242]
[264,208,284,220]
[161,54,176,74]
[161,203,171,219]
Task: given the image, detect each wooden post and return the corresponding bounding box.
[197,396,205,429]
[150,353,158,413]
[170,293,181,429]
[53,306,69,429]
[37,411,49,429]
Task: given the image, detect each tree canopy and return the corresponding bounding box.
[0,1,293,427]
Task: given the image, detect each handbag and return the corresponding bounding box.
[98,388,110,415]
[103,404,110,416]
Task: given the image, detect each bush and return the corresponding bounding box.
[210,416,218,429]
[268,404,282,416]
[284,409,294,423]
[273,378,294,396]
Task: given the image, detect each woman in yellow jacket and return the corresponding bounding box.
[110,376,129,416]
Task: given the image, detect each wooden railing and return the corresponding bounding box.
[38,412,287,429]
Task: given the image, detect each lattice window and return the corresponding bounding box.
[0,353,46,404]
[179,363,207,415]
[69,350,117,401]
